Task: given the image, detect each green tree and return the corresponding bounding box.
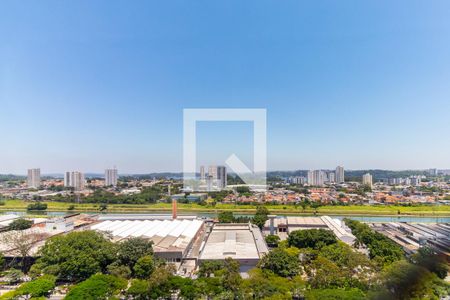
[127,279,150,300]
[259,247,300,278]
[305,288,366,300]
[116,237,154,270]
[242,268,304,299]
[218,211,235,223]
[377,260,450,300]
[411,246,449,279]
[309,256,348,289]
[344,219,403,266]
[8,218,33,230]
[169,276,199,300]
[287,229,337,250]
[198,261,224,277]
[252,214,268,229]
[26,202,47,211]
[251,206,270,229]
[37,231,117,282]
[133,255,155,279]
[65,274,127,300]
[220,258,242,296]
[265,234,281,247]
[107,262,131,279]
[147,265,176,299]
[195,277,224,298]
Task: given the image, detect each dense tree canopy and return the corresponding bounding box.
[287,229,337,250]
[37,231,117,282]
[344,219,403,266]
[376,260,450,300]
[65,274,127,300]
[116,237,154,270]
[259,247,300,277]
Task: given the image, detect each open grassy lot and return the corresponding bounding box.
[1,199,450,216]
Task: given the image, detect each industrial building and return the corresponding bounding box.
[91,218,205,263]
[370,222,450,259]
[264,215,355,245]
[199,223,269,273]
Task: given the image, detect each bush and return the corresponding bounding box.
[27,202,48,211]
[8,218,33,230]
[265,234,281,247]
[14,275,56,298]
[4,268,24,284]
[305,288,366,300]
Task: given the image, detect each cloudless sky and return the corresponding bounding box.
[1,1,450,174]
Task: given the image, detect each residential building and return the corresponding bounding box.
[200,166,206,181]
[217,166,227,189]
[27,168,41,188]
[208,165,217,180]
[362,173,373,187]
[64,171,85,190]
[307,170,325,186]
[105,168,118,186]
[411,176,421,186]
[335,166,345,183]
[288,176,306,185]
[328,172,336,183]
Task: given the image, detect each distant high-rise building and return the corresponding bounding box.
[410,176,421,186]
[206,175,213,191]
[27,168,41,188]
[288,176,306,185]
[200,166,206,181]
[428,168,438,176]
[202,165,227,190]
[362,173,373,187]
[105,168,118,186]
[64,171,85,191]
[217,166,227,189]
[335,166,345,183]
[64,172,71,187]
[328,172,336,183]
[208,165,218,180]
[307,170,325,186]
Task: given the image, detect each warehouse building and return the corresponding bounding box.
[370,222,450,259]
[199,223,269,273]
[91,219,205,263]
[263,215,355,245]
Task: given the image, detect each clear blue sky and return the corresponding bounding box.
[1,1,450,174]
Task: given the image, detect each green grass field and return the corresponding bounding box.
[1,199,450,216]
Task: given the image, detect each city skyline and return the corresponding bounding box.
[2,1,450,173]
[4,165,448,177]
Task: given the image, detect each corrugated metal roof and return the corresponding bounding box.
[91,219,204,252]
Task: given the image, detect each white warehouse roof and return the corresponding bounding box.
[91,219,204,253]
[200,223,269,261]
